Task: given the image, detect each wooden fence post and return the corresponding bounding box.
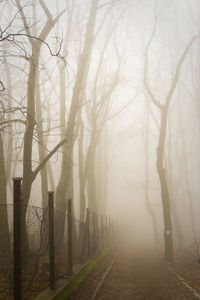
[96,214,99,251]
[109,217,111,245]
[101,215,104,249]
[93,212,96,254]
[13,177,22,300]
[48,191,55,289]
[105,216,108,246]
[86,208,90,258]
[68,199,73,273]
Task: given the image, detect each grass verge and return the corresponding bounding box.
[53,248,111,300]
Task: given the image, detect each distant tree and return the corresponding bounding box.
[144,11,199,262]
[166,113,184,250]
[142,98,159,246]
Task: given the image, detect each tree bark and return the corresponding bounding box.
[0,132,11,261]
[157,107,174,262]
[143,100,159,246]
[167,114,183,250]
[178,98,196,238]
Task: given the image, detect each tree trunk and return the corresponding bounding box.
[4,55,13,186]
[0,132,11,261]
[78,116,86,222]
[143,117,159,246]
[157,107,174,262]
[87,141,97,212]
[55,0,98,248]
[167,114,183,250]
[35,75,48,208]
[21,50,38,254]
[178,99,196,239]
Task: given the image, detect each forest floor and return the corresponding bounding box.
[68,246,200,300]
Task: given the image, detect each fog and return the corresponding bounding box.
[1,0,200,276]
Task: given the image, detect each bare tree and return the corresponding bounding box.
[0,0,67,253]
[144,11,199,262]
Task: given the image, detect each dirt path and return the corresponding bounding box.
[68,248,200,300]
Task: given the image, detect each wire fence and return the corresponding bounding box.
[0,179,114,300]
[0,204,13,300]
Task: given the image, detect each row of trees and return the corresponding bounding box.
[0,0,126,253]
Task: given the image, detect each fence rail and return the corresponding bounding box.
[0,178,115,300]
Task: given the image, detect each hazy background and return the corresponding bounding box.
[1,0,200,256]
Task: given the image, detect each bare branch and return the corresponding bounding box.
[166,35,200,106]
[0,105,26,114]
[38,0,52,20]
[10,2,66,59]
[32,138,68,179]
[1,32,63,57]
[0,81,5,91]
[97,0,120,11]
[144,12,163,110]
[107,93,138,121]
[0,119,26,126]
[2,4,26,35]
[15,0,32,40]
